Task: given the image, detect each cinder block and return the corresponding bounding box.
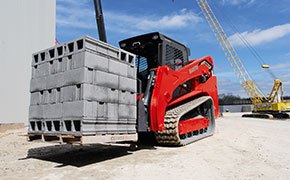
[42,119,63,133]
[127,124,137,133]
[46,73,63,89]
[119,91,136,105]
[62,67,94,87]
[62,55,73,71]
[107,103,118,121]
[119,76,137,93]
[31,65,39,79]
[85,39,108,55]
[48,59,58,74]
[119,104,129,119]
[128,105,137,119]
[107,48,120,60]
[30,77,46,92]
[37,62,49,77]
[29,105,44,119]
[66,41,76,54]
[82,122,107,134]
[109,59,128,76]
[30,92,40,105]
[62,100,98,118]
[127,66,136,79]
[43,119,62,132]
[108,88,119,103]
[119,50,136,66]
[97,102,108,119]
[48,47,56,60]
[56,45,65,58]
[43,103,62,119]
[32,53,40,66]
[28,120,43,132]
[95,70,119,89]
[41,90,49,104]
[61,85,75,102]
[47,89,57,104]
[72,51,109,71]
[107,123,121,133]
[118,104,137,120]
[39,51,48,62]
[82,84,108,102]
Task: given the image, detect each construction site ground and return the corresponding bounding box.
[1,113,290,180]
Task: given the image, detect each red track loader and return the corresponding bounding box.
[119,32,219,145]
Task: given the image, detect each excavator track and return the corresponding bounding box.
[155,96,215,146]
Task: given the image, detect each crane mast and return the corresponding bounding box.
[196,0,267,105]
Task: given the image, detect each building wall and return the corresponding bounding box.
[0,1,56,123]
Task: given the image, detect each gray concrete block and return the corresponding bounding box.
[82,122,107,134]
[97,102,108,119]
[29,105,44,119]
[82,84,108,102]
[119,76,137,93]
[32,53,40,65]
[39,51,48,62]
[46,73,63,89]
[62,55,73,71]
[119,104,129,119]
[118,104,136,120]
[61,85,75,102]
[66,41,76,54]
[48,47,56,60]
[37,62,49,77]
[107,103,118,121]
[119,50,136,66]
[107,123,121,133]
[128,105,137,119]
[62,100,98,118]
[28,119,43,132]
[107,48,119,60]
[47,89,57,104]
[30,92,40,105]
[41,90,49,104]
[30,76,47,92]
[56,45,65,58]
[127,124,137,133]
[108,88,119,103]
[43,103,62,119]
[62,67,94,87]
[72,51,109,71]
[48,59,58,74]
[119,91,136,105]
[127,66,136,79]
[95,70,119,89]
[31,65,38,79]
[109,59,128,76]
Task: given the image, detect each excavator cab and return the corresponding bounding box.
[119,32,190,93]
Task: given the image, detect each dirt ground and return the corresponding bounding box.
[1,114,290,180]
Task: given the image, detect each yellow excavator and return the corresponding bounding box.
[196,0,290,118]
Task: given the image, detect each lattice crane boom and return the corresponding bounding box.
[196,0,267,105]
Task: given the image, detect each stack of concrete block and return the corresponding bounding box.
[28,36,137,136]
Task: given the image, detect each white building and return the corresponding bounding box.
[0,0,56,123]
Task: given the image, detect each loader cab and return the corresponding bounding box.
[119,32,190,92]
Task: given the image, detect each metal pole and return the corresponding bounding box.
[93,0,107,42]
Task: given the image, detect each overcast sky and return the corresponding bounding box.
[56,0,290,97]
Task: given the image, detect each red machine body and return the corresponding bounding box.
[149,56,219,132]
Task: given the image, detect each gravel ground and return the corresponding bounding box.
[1,114,290,180]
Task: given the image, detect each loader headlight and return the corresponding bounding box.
[152,35,159,40]
[120,43,126,48]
